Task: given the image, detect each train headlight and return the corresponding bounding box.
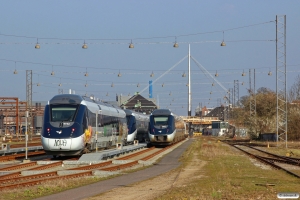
[47,128,50,133]
[71,128,75,132]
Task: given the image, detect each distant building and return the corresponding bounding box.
[118,93,157,114]
[195,105,232,121]
[195,106,214,117]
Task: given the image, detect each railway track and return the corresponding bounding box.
[224,142,300,179]
[9,142,41,148]
[0,151,46,162]
[0,140,184,190]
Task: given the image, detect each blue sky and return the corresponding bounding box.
[0,1,299,116]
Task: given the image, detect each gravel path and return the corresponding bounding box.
[35,138,194,200]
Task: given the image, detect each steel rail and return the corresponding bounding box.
[0,142,181,190]
[116,146,155,160]
[0,151,45,161]
[244,144,300,164]
[0,161,37,171]
[230,144,300,179]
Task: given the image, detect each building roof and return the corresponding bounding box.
[120,93,157,114]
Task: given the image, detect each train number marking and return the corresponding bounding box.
[54,139,67,146]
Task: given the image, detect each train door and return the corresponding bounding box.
[82,108,92,145]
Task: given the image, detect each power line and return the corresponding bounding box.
[0,20,275,41]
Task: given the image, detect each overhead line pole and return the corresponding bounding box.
[188,44,192,137]
[188,44,191,117]
[276,15,287,148]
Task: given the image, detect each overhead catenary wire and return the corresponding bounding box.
[0,56,286,74]
[0,20,274,41]
[0,39,274,46]
[138,55,188,95]
[0,18,281,114]
[191,56,229,94]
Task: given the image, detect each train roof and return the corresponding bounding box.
[49,94,83,104]
[151,109,173,116]
[124,109,147,115]
[124,109,149,120]
[48,94,125,118]
[49,94,113,106]
[124,109,134,116]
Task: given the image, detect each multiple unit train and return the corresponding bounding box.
[211,121,229,136]
[124,109,149,144]
[41,94,149,157]
[148,109,187,145]
[41,95,187,157]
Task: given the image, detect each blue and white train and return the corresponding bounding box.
[41,94,128,157]
[148,109,187,145]
[124,109,149,144]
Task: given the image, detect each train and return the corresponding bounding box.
[211,121,229,136]
[41,94,148,157]
[148,109,187,145]
[124,109,149,144]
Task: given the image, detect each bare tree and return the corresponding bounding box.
[288,75,300,102]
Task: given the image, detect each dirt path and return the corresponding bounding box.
[85,152,206,200]
[35,139,196,200]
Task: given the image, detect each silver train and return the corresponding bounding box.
[41,94,129,157]
[148,109,187,145]
[124,109,149,144]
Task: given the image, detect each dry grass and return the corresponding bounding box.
[240,140,300,158]
[0,175,118,200]
[155,137,300,200]
[261,142,300,158]
[0,155,156,199]
[1,137,300,200]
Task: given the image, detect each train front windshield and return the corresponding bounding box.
[126,116,132,126]
[50,105,78,122]
[153,116,169,126]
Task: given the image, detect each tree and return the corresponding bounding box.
[288,75,300,102]
[287,75,300,140]
[287,104,300,140]
[231,76,300,141]
[235,87,277,138]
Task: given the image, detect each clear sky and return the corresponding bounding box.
[0,1,299,116]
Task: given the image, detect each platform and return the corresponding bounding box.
[76,143,147,163]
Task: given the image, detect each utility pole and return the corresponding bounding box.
[234,80,239,107]
[249,68,256,138]
[276,15,287,148]
[26,70,32,140]
[188,44,192,137]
